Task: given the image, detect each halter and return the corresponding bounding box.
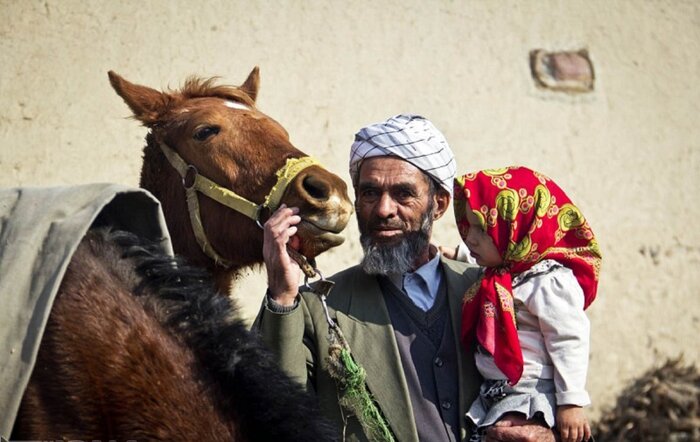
[158,141,319,268]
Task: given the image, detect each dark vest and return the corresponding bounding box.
[380,276,461,442]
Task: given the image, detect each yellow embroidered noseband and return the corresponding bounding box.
[159,141,319,268]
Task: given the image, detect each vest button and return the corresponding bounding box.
[434,357,444,367]
[441,400,452,410]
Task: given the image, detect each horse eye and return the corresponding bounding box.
[193,125,220,141]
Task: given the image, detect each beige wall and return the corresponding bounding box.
[2,0,699,419]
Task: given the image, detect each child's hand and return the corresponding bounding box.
[438,245,457,259]
[556,405,591,442]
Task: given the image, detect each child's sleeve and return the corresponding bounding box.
[526,267,591,407]
[454,240,478,265]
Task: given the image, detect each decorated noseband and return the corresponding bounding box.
[158,141,319,268]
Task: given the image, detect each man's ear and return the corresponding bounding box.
[433,189,451,220]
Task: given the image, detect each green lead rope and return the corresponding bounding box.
[326,323,396,442]
[300,266,395,442]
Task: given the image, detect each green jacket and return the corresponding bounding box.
[253,257,482,442]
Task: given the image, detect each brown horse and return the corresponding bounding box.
[116,67,352,292]
[11,68,353,440]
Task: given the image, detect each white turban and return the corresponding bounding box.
[349,114,456,196]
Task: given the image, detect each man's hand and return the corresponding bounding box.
[556,405,590,442]
[263,205,302,306]
[484,413,555,442]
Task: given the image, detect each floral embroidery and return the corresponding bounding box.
[495,283,516,326]
[463,277,482,303]
[558,203,585,231]
[507,235,532,262]
[483,301,496,318]
[533,184,551,217]
[483,167,510,177]
[496,188,519,221]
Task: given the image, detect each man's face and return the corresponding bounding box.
[356,157,434,245]
[354,157,449,274]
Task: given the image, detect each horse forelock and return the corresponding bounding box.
[179,76,256,108]
[152,77,257,133]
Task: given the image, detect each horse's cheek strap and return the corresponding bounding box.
[185,187,233,268]
[194,174,259,220]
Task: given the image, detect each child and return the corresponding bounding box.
[451,166,601,442]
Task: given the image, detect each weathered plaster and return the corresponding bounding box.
[2,0,699,420]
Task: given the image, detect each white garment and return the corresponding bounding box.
[474,260,591,406]
[454,241,478,265]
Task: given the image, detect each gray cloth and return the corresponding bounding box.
[0,183,173,437]
[467,377,557,431]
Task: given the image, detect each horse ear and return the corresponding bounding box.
[240,66,260,103]
[108,71,168,126]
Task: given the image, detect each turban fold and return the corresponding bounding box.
[349,114,456,196]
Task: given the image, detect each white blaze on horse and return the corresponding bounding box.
[7,68,352,440]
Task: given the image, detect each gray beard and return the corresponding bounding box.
[359,205,434,276]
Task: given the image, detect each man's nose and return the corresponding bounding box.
[375,193,397,218]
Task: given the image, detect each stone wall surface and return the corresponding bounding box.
[2,0,699,421]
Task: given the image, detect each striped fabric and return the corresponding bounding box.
[349,114,456,196]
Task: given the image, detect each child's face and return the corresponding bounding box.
[463,208,503,267]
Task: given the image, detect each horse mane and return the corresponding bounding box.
[93,228,336,441]
[178,76,256,107]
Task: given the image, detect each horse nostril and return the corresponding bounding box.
[302,175,330,201]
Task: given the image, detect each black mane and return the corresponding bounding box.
[102,228,336,441]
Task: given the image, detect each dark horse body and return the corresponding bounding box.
[11,68,353,440]
[13,229,333,440]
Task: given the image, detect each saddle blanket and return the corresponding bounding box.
[0,183,173,437]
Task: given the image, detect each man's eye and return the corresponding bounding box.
[394,190,414,200]
[360,189,378,199]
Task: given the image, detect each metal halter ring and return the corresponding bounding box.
[183,165,199,189]
[255,205,273,230]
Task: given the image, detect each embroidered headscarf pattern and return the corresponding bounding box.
[454,166,602,384]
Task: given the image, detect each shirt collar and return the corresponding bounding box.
[387,246,443,311]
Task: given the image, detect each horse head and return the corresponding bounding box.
[108,68,353,289]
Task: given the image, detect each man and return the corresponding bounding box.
[254,114,554,442]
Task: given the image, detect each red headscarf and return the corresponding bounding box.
[454,166,601,385]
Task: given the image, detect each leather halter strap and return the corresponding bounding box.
[158,141,319,268]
